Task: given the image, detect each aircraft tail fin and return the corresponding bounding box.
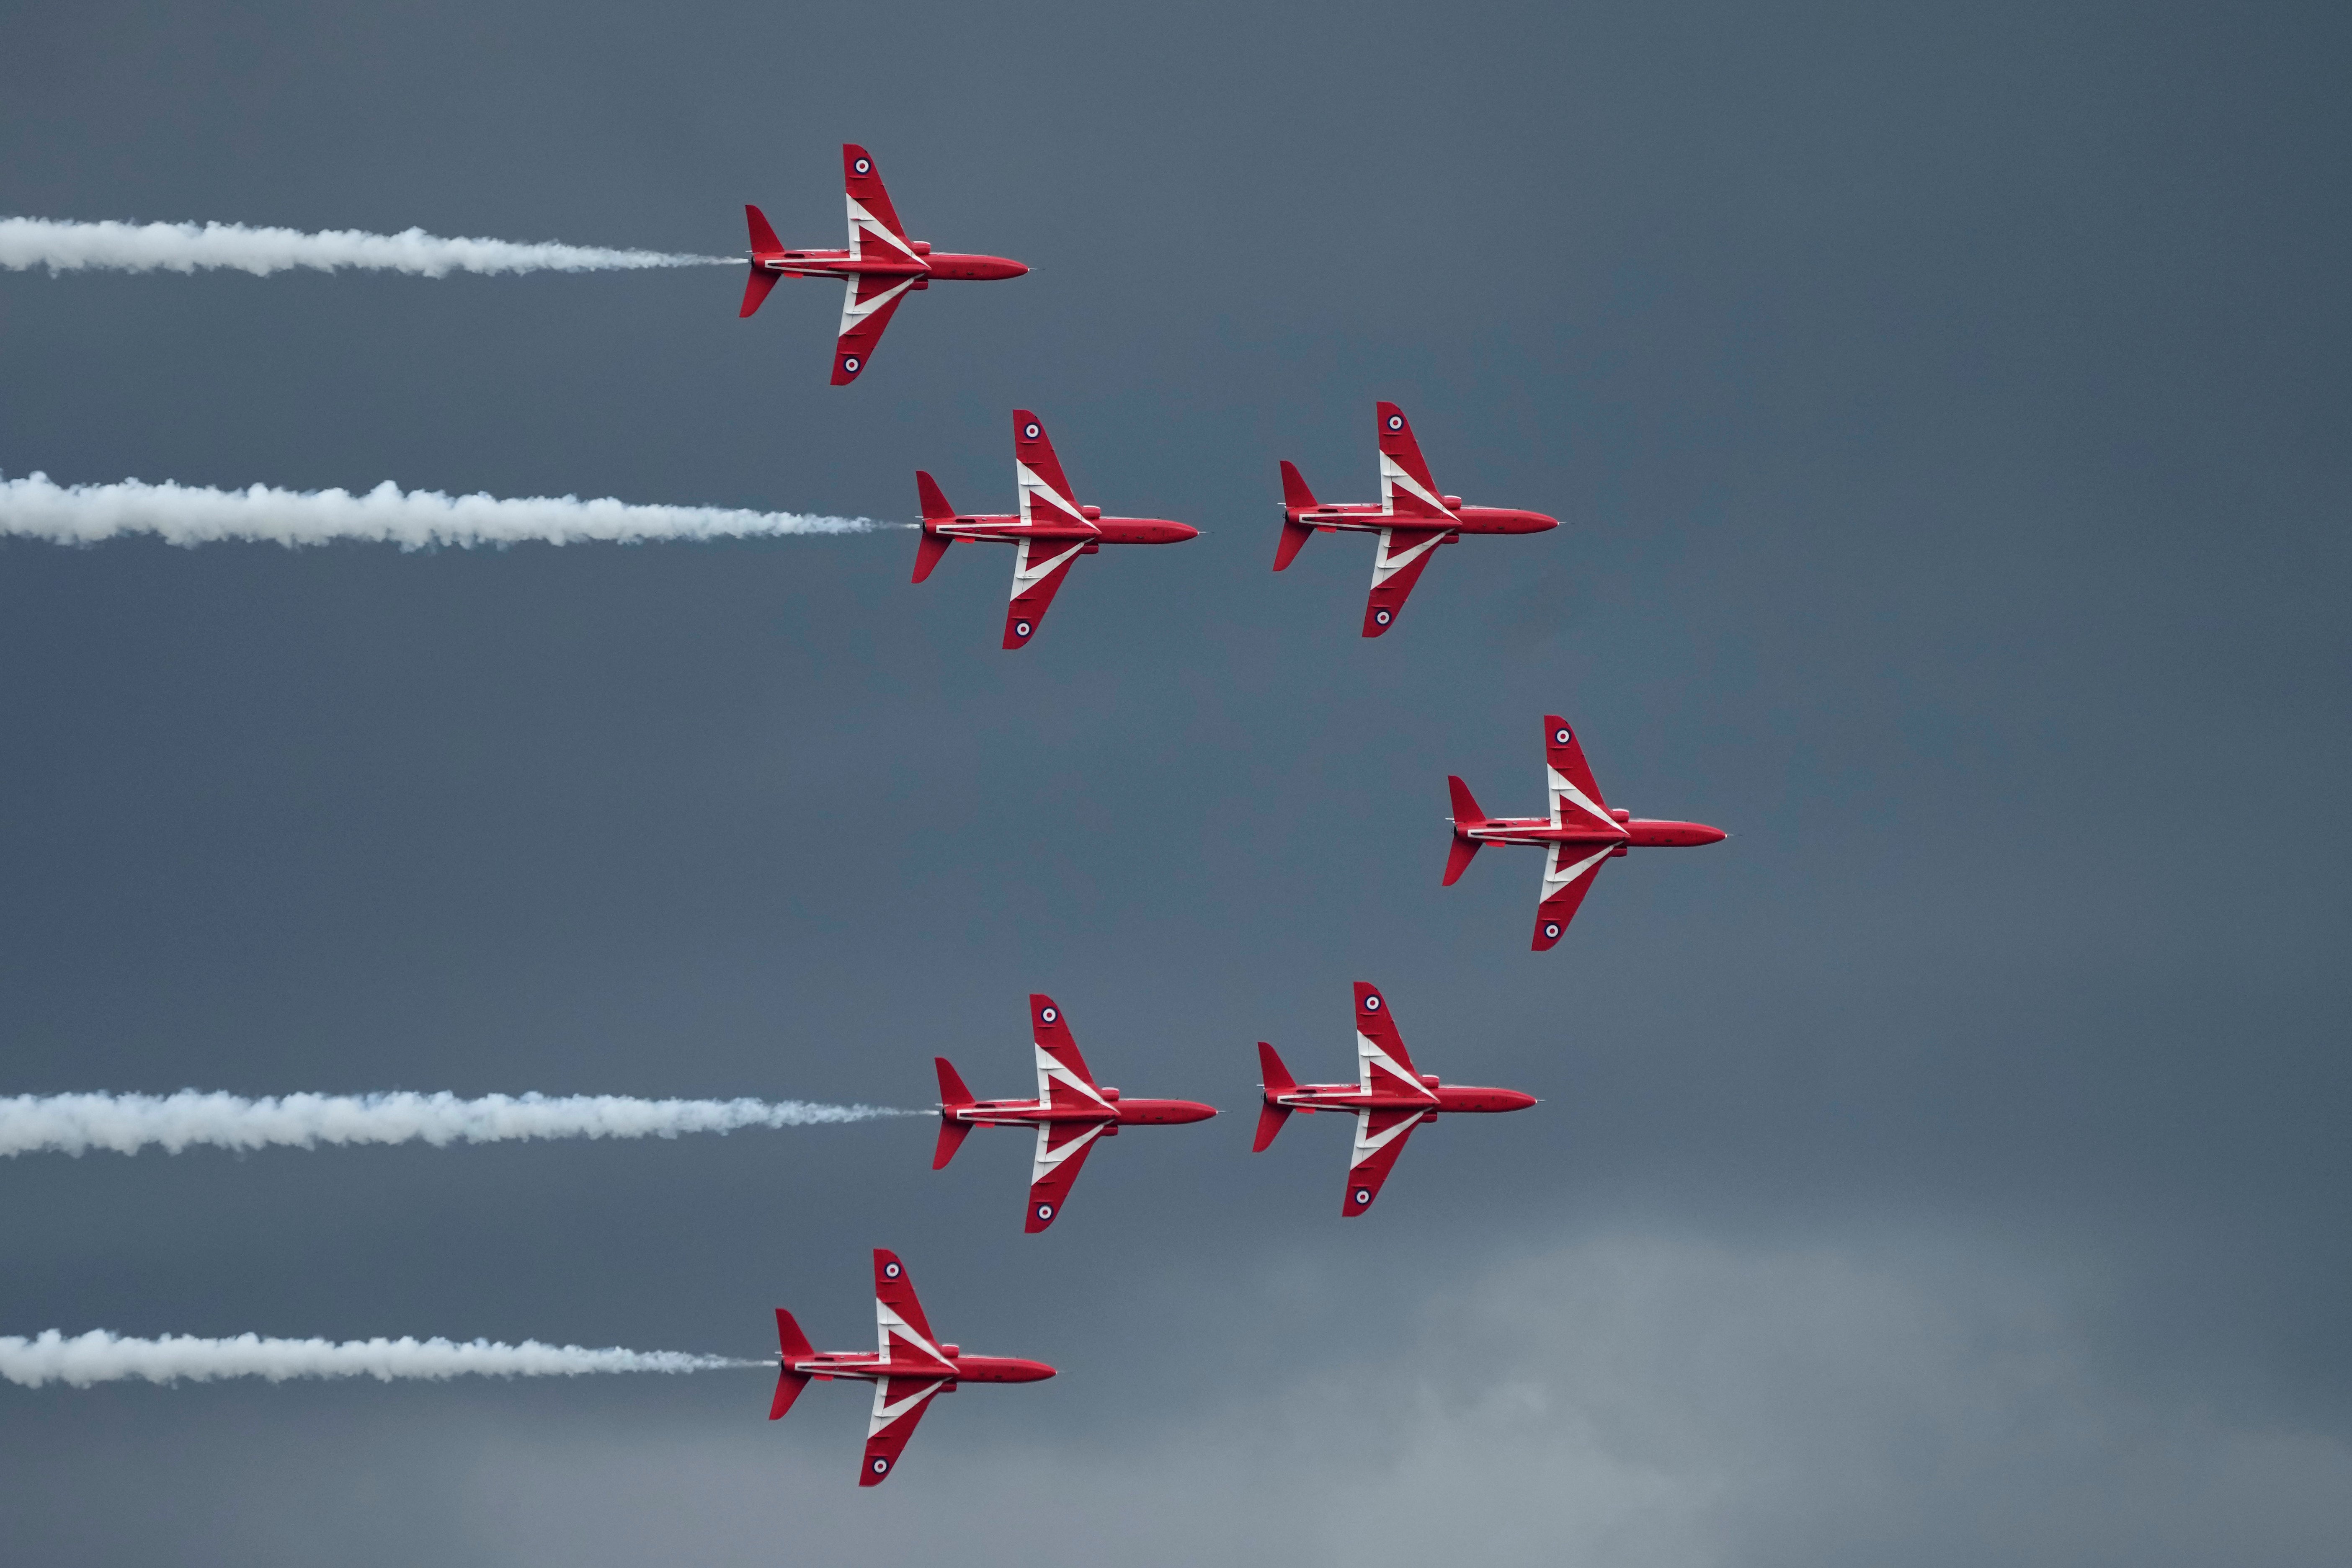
[1444,776,1487,885]
[740,206,784,318]
[1275,462,1317,571]
[1273,462,1319,572]
[933,1057,975,1169]
[769,1309,814,1420]
[1253,1042,1296,1152]
[912,472,956,583]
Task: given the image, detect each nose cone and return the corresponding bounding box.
[1695,824,1727,845]
[1499,1089,1539,1112]
[981,255,1029,279]
[1001,1358,1056,1382]
[1169,1100,1218,1123]
[1161,521,1199,544]
[1524,510,1560,533]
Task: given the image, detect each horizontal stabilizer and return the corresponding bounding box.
[916,471,957,522]
[1252,1101,1293,1153]
[1443,834,1483,886]
[1257,1041,1296,1097]
[769,1365,810,1420]
[739,267,781,318]
[745,204,784,255]
[1280,460,1318,511]
[933,1118,972,1170]
[1274,517,1315,572]
[1447,775,1487,828]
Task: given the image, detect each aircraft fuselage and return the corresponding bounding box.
[928,513,1199,549]
[1460,813,1727,852]
[787,1350,1055,1386]
[752,244,1029,284]
[1287,500,1557,538]
[1271,1080,1537,1117]
[951,1094,1218,1128]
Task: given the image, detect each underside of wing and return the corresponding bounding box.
[1026,1119,1110,1232]
[1004,536,1085,649]
[859,1376,947,1486]
[1532,844,1612,950]
[833,273,916,385]
[1344,1108,1426,1217]
[1363,527,1449,637]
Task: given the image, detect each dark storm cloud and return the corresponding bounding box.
[1,0,2346,1563]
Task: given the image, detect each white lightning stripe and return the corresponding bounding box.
[867,1376,947,1436]
[1377,453,1454,518]
[1356,1031,1437,1099]
[837,273,917,336]
[844,197,923,266]
[1014,462,1091,528]
[1010,536,1087,601]
[1542,842,1615,898]
[873,1301,956,1373]
[1030,1119,1109,1184]
[1350,1109,1426,1167]
[1545,766,1620,833]
[1369,526,1448,589]
[1033,1045,1112,1112]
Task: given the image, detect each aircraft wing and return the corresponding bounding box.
[1026,1119,1110,1233]
[1532,842,1614,950]
[1344,1107,1428,1217]
[859,1374,949,1486]
[833,273,918,385]
[1362,527,1449,637]
[1004,534,1087,649]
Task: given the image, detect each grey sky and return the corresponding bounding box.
[2,1,2347,1563]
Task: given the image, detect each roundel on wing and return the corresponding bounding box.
[1543,922,1563,940]
[1354,1188,1372,1205]
[1014,619,1032,637]
[1374,609,1393,626]
[854,157,872,176]
[1385,413,1403,432]
[871,1456,889,1475]
[842,355,861,373]
[1040,1006,1057,1023]
[1363,993,1381,1011]
[1023,422,1041,441]
[883,1261,901,1280]
[1035,1202,1054,1221]
[1554,726,1572,745]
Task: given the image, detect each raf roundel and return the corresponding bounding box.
[1023,421,1041,441]
[1363,993,1382,1011]
[1543,921,1563,940]
[870,1456,889,1475]
[1373,609,1393,626]
[882,1261,901,1280]
[1035,1202,1054,1222]
[1014,619,1032,637]
[842,355,861,374]
[1554,726,1571,745]
[1386,413,1404,432]
[1040,1006,1057,1023]
[1354,1187,1372,1206]
[854,157,872,176]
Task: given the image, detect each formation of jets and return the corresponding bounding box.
[734,143,1728,1482]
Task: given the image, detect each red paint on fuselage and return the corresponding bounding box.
[789,1351,1055,1385]
[929,515,1199,548]
[1293,502,1558,539]
[754,248,1029,283]
[954,1096,1219,1127]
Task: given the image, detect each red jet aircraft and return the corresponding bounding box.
[1253,982,1535,1216]
[1447,714,1727,951]
[935,994,1217,1233]
[1275,402,1558,637]
[769,1249,1054,1486]
[739,144,1028,385]
[914,410,1199,648]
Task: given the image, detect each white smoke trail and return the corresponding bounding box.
[0,1090,918,1158]
[0,472,884,549]
[0,217,733,277]
[0,1329,757,1387]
